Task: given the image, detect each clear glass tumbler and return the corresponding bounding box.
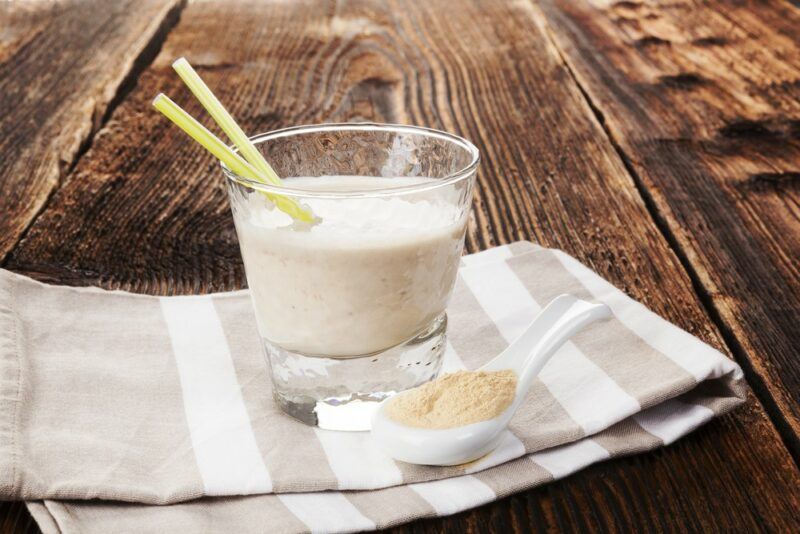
[223,123,479,430]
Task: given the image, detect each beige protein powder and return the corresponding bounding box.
[385,370,518,429]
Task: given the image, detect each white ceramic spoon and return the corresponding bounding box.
[371,294,611,466]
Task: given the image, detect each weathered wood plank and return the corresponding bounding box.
[0,0,184,261]
[0,502,30,534]
[536,0,800,456]
[5,0,800,531]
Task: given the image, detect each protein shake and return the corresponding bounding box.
[223,123,478,429]
[231,176,468,357]
[154,71,480,428]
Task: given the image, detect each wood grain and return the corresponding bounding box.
[0,503,34,534]
[537,0,800,456]
[3,0,800,532]
[0,0,184,261]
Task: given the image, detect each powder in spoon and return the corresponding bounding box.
[385,370,517,429]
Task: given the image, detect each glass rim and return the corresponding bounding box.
[220,122,480,198]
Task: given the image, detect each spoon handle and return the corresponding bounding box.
[517,295,611,387]
[481,294,611,389]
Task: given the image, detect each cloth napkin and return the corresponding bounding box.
[0,242,745,533]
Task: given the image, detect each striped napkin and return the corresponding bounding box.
[0,242,745,533]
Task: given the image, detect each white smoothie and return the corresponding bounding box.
[232,176,468,357]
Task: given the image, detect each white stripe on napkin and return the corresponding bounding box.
[529,438,610,478]
[461,244,513,267]
[277,492,376,533]
[160,297,272,495]
[459,257,639,433]
[409,475,496,515]
[314,430,403,488]
[460,249,534,340]
[633,399,715,445]
[552,250,741,382]
[465,431,527,474]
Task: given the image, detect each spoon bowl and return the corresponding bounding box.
[371,294,611,466]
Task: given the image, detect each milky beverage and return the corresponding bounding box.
[232,176,468,357]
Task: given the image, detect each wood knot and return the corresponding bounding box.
[740,172,800,193]
[355,76,396,90]
[253,111,282,125]
[693,36,728,47]
[192,62,236,72]
[344,75,401,123]
[790,120,800,139]
[719,118,800,140]
[657,73,707,89]
[719,120,775,139]
[613,1,643,9]
[634,35,671,48]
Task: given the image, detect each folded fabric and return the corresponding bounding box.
[1,242,745,532]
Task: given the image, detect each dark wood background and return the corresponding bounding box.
[1,0,799,531]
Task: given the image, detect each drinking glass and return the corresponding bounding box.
[223,123,479,430]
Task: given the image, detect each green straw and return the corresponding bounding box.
[152,94,314,222]
[172,57,282,185]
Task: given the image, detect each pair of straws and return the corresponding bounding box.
[153,58,314,222]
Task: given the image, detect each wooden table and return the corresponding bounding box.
[2,0,798,531]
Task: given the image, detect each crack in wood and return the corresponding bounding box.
[656,72,708,89]
[4,0,800,530]
[633,35,671,48]
[741,171,800,192]
[1,0,188,267]
[718,118,800,140]
[535,0,800,467]
[692,36,728,47]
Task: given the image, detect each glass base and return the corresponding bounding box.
[265,314,447,431]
